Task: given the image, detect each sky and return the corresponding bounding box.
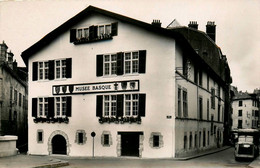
[0,0,259,92]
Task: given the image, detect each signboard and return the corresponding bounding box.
[53,80,139,95]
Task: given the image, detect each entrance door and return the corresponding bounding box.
[52,135,67,155]
[121,133,140,157]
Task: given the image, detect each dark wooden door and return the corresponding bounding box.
[52,135,66,155]
[121,133,139,157]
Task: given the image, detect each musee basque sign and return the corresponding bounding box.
[52,80,139,95]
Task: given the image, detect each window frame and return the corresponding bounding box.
[37,130,44,143]
[38,61,49,80]
[55,59,67,79]
[183,89,188,117]
[55,97,67,117]
[103,95,117,117]
[124,94,139,117]
[124,51,139,74]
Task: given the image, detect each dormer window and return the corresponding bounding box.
[70,22,118,44]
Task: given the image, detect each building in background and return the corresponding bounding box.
[22,6,231,158]
[0,41,28,152]
[231,87,260,130]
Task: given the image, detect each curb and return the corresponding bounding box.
[173,146,232,161]
[32,159,69,168]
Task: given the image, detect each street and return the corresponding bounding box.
[61,147,254,168]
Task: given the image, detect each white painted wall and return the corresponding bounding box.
[28,14,177,158]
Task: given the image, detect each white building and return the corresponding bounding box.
[21,6,231,158]
[231,91,259,130]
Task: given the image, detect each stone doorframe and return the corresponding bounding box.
[48,130,70,155]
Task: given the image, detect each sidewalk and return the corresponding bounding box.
[0,146,233,168]
[248,156,260,168]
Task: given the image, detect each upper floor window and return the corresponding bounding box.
[239,100,243,107]
[96,94,145,119]
[96,50,146,77]
[238,110,242,116]
[183,89,188,117]
[211,88,215,109]
[55,59,66,79]
[32,58,72,81]
[32,96,72,119]
[38,61,49,80]
[70,22,118,44]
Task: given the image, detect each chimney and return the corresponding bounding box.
[0,41,8,65]
[152,20,162,27]
[7,51,14,69]
[188,21,198,30]
[13,60,17,71]
[206,21,216,42]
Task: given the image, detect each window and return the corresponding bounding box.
[38,97,48,117]
[238,110,242,117]
[19,93,22,107]
[208,131,210,146]
[124,52,139,74]
[75,130,86,145]
[211,115,214,135]
[238,120,242,128]
[199,97,203,120]
[195,132,197,148]
[14,90,17,105]
[199,131,201,147]
[184,134,187,150]
[103,95,117,117]
[198,70,203,86]
[252,110,255,117]
[38,61,49,80]
[203,130,206,147]
[211,88,215,109]
[183,89,188,117]
[56,97,67,117]
[125,94,138,116]
[207,99,209,120]
[189,132,193,149]
[55,59,66,79]
[70,22,117,43]
[96,50,146,77]
[37,130,43,143]
[101,131,112,147]
[150,132,163,149]
[32,58,71,81]
[10,86,13,105]
[96,94,145,120]
[104,54,117,75]
[239,100,243,107]
[177,87,182,117]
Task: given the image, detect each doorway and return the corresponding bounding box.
[52,135,67,155]
[120,132,140,157]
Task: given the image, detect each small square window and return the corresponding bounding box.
[37,131,43,143]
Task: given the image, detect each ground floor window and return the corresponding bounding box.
[75,130,87,145]
[189,132,192,149]
[149,132,163,149]
[101,131,112,147]
[37,130,43,143]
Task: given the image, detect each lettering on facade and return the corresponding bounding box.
[52,80,139,95]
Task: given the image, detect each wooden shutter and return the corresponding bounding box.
[89,26,95,40]
[94,26,98,38]
[48,97,54,118]
[48,60,54,80]
[66,96,72,117]
[116,52,124,75]
[139,94,146,116]
[111,22,118,36]
[66,58,72,78]
[70,29,77,43]
[139,50,146,73]
[32,98,37,117]
[96,95,103,117]
[32,62,38,81]
[117,94,124,117]
[96,55,103,77]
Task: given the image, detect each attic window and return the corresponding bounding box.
[70,22,118,44]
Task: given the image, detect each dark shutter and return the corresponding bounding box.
[66,58,72,78]
[117,94,124,117]
[139,50,146,73]
[116,52,124,75]
[96,95,103,117]
[111,22,118,36]
[48,60,55,80]
[94,26,98,38]
[139,94,146,116]
[96,55,103,77]
[89,26,95,40]
[70,29,77,43]
[32,98,37,117]
[48,97,54,118]
[66,96,72,117]
[32,62,38,81]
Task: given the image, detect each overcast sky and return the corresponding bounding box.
[0,0,259,92]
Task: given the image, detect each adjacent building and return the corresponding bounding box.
[231,87,260,130]
[0,41,28,152]
[21,6,231,158]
